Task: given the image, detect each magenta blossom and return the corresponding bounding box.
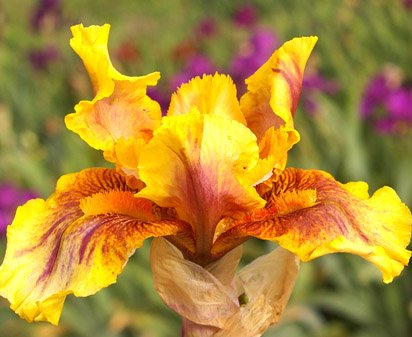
[233,4,258,27]
[147,55,216,114]
[302,74,340,114]
[404,0,412,9]
[29,45,59,70]
[195,17,217,39]
[31,0,62,31]
[0,184,38,236]
[360,70,412,134]
[230,29,278,95]
[360,75,391,119]
[170,54,216,90]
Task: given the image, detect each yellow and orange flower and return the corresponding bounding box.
[0,24,411,333]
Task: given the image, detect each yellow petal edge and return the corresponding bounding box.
[0,168,187,324]
[65,24,162,177]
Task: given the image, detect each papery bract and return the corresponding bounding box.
[151,237,299,337]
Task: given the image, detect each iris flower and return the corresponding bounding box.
[0,24,411,336]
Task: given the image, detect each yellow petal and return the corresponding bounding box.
[257,126,300,181]
[0,168,191,324]
[213,168,411,283]
[65,24,161,177]
[105,137,147,178]
[240,36,318,138]
[239,37,316,183]
[168,74,246,125]
[138,113,273,262]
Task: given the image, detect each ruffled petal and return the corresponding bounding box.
[240,36,318,138]
[168,74,247,125]
[65,24,161,177]
[213,168,411,283]
[239,37,317,179]
[0,168,191,324]
[138,112,273,263]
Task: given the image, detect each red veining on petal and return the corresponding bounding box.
[211,168,379,258]
[271,58,302,116]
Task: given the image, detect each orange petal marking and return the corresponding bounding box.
[213,168,411,283]
[0,168,191,324]
[65,24,161,178]
[239,37,317,182]
[137,113,271,264]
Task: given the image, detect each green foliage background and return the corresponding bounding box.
[0,0,411,336]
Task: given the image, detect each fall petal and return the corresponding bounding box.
[214,168,411,283]
[65,24,161,176]
[0,168,190,324]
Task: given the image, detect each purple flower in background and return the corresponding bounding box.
[360,75,391,119]
[147,87,170,115]
[148,55,216,115]
[233,4,258,27]
[303,74,340,95]
[31,0,62,31]
[0,184,38,236]
[230,29,278,94]
[196,17,217,39]
[302,74,340,114]
[29,45,59,70]
[170,54,216,90]
[385,88,412,120]
[377,87,412,133]
[404,0,412,9]
[360,68,412,134]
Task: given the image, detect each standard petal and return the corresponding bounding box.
[239,37,317,181]
[137,113,273,263]
[213,168,411,283]
[0,168,191,324]
[167,74,247,125]
[65,24,162,176]
[240,36,318,139]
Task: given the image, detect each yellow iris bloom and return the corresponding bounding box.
[0,24,411,333]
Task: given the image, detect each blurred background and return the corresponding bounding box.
[0,0,411,336]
